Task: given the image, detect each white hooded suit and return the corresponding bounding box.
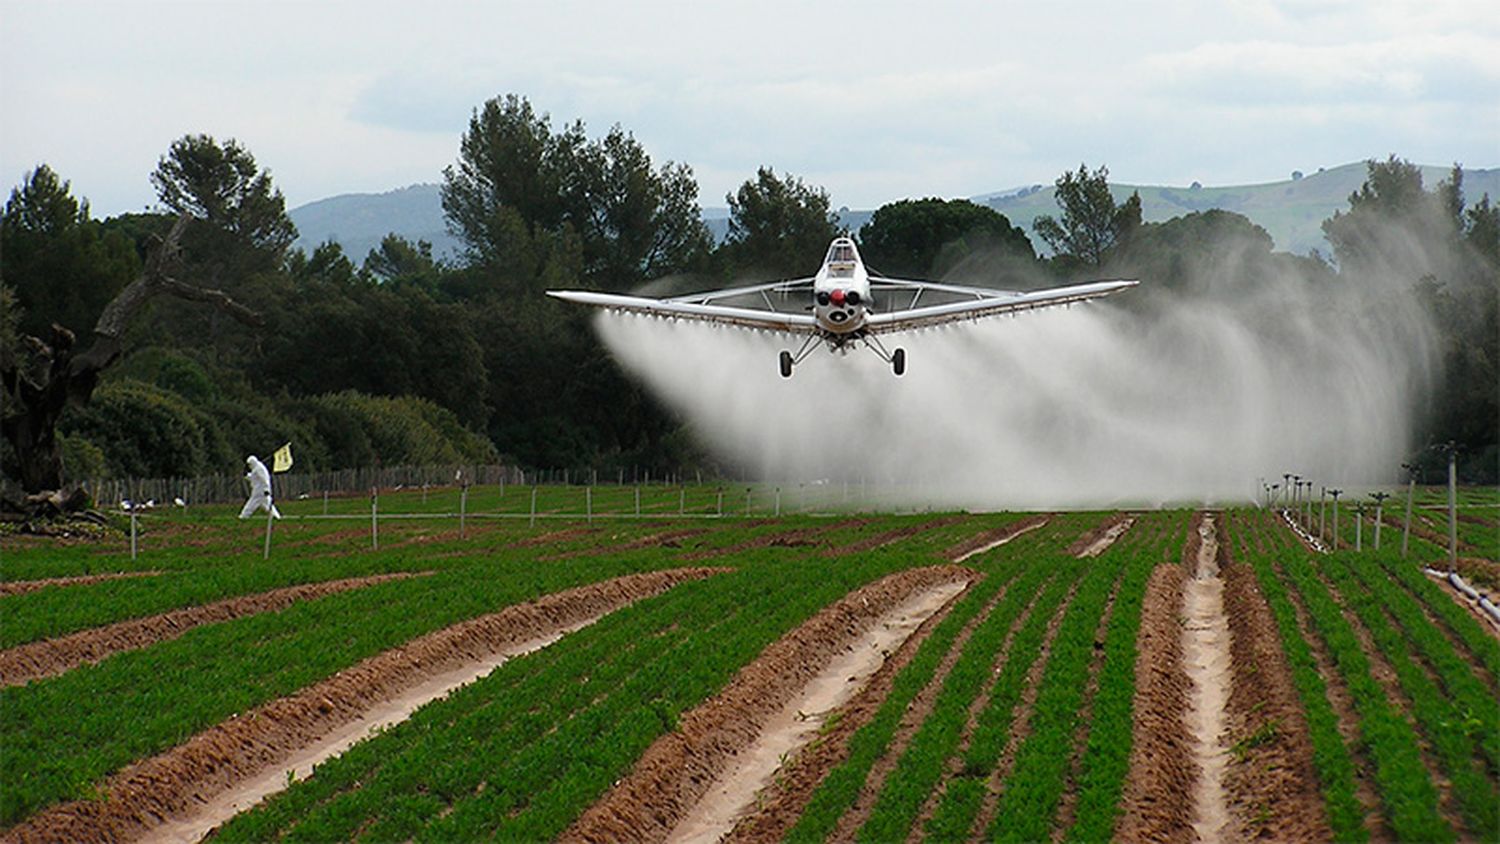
[239,455,282,519]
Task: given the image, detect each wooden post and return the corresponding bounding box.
[371,488,379,550]
[263,503,274,560]
[460,484,469,538]
[530,485,538,528]
[323,489,329,516]
[635,485,641,517]
[679,487,685,516]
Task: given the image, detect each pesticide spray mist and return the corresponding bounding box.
[595,242,1438,509]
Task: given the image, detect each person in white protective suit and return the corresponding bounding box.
[239,455,282,519]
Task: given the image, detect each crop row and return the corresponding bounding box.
[1263,525,1453,841]
[1320,553,1499,838]
[854,549,1061,841]
[984,514,1173,843]
[3,514,921,829]
[214,528,976,841]
[1223,511,1369,841]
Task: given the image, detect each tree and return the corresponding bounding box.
[1033,163,1141,268]
[1,166,139,338]
[1321,156,1464,280]
[150,134,297,261]
[2,214,262,504]
[720,167,838,278]
[441,94,709,290]
[857,198,1034,278]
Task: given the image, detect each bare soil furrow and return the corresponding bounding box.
[0,572,427,687]
[821,515,966,558]
[558,564,978,844]
[681,523,848,562]
[541,529,708,560]
[826,570,1012,842]
[1182,512,1232,843]
[944,514,1051,563]
[1221,533,1332,842]
[1068,512,1137,558]
[0,571,162,597]
[720,578,971,844]
[2,567,723,844]
[1118,560,1194,844]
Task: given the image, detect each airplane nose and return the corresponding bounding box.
[830,288,846,305]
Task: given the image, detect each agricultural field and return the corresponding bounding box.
[2,484,1497,842]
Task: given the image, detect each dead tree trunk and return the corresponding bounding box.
[1,215,261,512]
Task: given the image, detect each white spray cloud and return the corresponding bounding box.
[594,250,1437,509]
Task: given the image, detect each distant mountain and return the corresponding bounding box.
[974,163,1500,257]
[290,163,1499,265]
[291,184,463,264]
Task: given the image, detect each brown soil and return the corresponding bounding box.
[3,567,724,844]
[826,572,1012,842]
[681,523,847,562]
[1220,537,1333,842]
[0,572,427,688]
[820,516,966,558]
[1067,512,1136,558]
[720,579,971,844]
[943,514,1051,563]
[541,529,709,561]
[1181,512,1232,843]
[1118,560,1195,844]
[0,570,162,597]
[558,564,978,844]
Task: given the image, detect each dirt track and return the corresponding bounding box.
[0,573,426,687]
[2,567,724,844]
[559,565,978,844]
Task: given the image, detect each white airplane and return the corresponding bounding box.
[547,236,1136,377]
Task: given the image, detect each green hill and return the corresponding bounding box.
[976,162,1500,257]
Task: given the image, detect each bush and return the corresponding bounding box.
[58,432,109,482]
[297,391,496,469]
[61,379,217,478]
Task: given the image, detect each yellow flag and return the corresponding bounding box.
[272,442,293,473]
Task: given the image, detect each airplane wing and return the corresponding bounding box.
[864,277,1137,334]
[547,281,820,333]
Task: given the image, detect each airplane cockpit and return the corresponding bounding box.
[824,238,858,279]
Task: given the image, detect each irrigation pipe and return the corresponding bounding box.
[1424,568,1500,626]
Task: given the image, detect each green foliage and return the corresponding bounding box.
[1,165,140,338]
[721,167,839,278]
[59,378,229,478]
[56,431,108,483]
[858,198,1034,279]
[151,134,297,259]
[1033,163,1141,267]
[300,391,497,467]
[441,93,710,291]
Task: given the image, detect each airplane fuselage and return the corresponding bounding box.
[812,237,871,336]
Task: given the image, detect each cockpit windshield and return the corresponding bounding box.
[826,241,857,265]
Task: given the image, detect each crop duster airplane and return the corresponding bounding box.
[547,237,1137,377]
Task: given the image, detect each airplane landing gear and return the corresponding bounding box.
[892,347,906,376]
[779,350,794,378]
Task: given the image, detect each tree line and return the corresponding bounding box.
[3,94,1496,502]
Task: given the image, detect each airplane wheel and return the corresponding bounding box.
[779,350,794,378]
[893,348,906,376]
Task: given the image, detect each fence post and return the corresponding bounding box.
[587,486,593,525]
[530,485,539,528]
[371,488,379,550]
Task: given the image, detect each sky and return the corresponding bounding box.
[3,0,1497,218]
